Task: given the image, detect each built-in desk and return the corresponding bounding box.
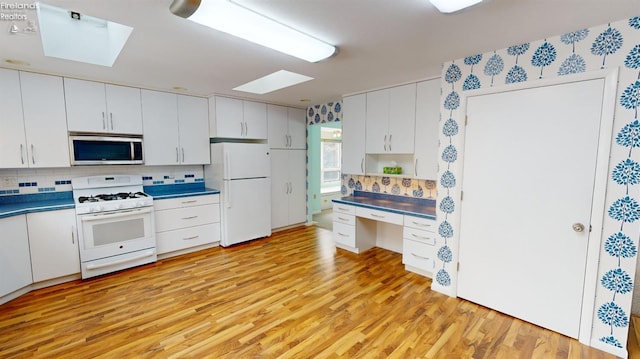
[332,191,436,277]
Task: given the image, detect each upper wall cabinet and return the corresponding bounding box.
[267,105,306,149]
[414,79,440,180]
[65,78,143,135]
[0,69,70,169]
[142,90,210,166]
[210,96,267,139]
[365,83,416,154]
[342,94,367,175]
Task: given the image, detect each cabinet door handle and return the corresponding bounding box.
[20,144,24,164]
[110,113,114,130]
[181,147,185,163]
[31,144,35,164]
[176,147,179,163]
[361,158,364,173]
[384,134,387,152]
[183,235,200,240]
[71,226,75,244]
[389,134,392,152]
[414,158,418,177]
[412,221,432,228]
[245,122,249,136]
[102,112,106,129]
[289,182,292,194]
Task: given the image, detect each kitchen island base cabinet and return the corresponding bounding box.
[154,194,221,258]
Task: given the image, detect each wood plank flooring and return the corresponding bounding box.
[0,226,616,358]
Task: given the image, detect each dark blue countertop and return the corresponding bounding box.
[0,192,75,219]
[333,191,436,220]
[0,184,221,219]
[144,183,220,200]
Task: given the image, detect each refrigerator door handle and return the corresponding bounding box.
[224,151,231,180]
[224,181,231,208]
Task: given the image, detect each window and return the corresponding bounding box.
[320,128,342,193]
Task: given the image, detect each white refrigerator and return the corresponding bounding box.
[205,143,271,247]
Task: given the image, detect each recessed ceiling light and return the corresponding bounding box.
[233,70,314,95]
[5,59,30,66]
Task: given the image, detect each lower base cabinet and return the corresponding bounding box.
[402,215,436,276]
[154,194,221,256]
[28,209,80,282]
[0,215,32,297]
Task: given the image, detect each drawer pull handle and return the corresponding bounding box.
[412,221,432,227]
[411,253,431,260]
[182,200,198,204]
[338,207,349,211]
[371,213,385,218]
[338,217,351,221]
[183,235,199,240]
[411,233,430,240]
[182,216,198,220]
[337,232,350,237]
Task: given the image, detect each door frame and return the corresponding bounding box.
[455,67,619,344]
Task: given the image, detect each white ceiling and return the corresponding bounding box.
[1,0,638,108]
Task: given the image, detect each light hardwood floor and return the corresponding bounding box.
[0,226,616,358]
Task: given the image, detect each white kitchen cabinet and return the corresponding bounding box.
[142,90,210,165]
[341,94,367,175]
[65,78,143,135]
[177,95,210,164]
[210,96,267,139]
[365,83,416,154]
[0,215,32,297]
[155,194,221,256]
[27,209,80,282]
[267,105,306,149]
[0,70,67,168]
[402,215,436,276]
[413,79,440,179]
[271,149,307,229]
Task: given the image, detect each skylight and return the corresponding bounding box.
[233,70,314,95]
[37,2,133,67]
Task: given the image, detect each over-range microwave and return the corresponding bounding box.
[69,135,144,165]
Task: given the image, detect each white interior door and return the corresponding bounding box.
[457,78,606,339]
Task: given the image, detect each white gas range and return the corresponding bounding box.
[71,175,156,279]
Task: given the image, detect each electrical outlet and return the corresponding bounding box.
[1,177,17,188]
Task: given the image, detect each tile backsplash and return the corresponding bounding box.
[0,165,204,195]
[341,174,437,200]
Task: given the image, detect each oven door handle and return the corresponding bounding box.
[80,207,153,222]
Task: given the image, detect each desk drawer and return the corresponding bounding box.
[403,238,435,271]
[333,203,356,215]
[356,207,403,225]
[333,212,355,226]
[333,222,356,247]
[403,227,436,245]
[404,215,436,231]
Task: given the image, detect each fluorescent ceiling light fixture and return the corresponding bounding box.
[233,70,314,94]
[37,2,132,67]
[169,0,336,62]
[429,0,482,13]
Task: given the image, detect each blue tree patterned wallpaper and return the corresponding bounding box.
[306,101,342,125]
[434,16,640,356]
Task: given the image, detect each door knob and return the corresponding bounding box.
[572,223,585,232]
